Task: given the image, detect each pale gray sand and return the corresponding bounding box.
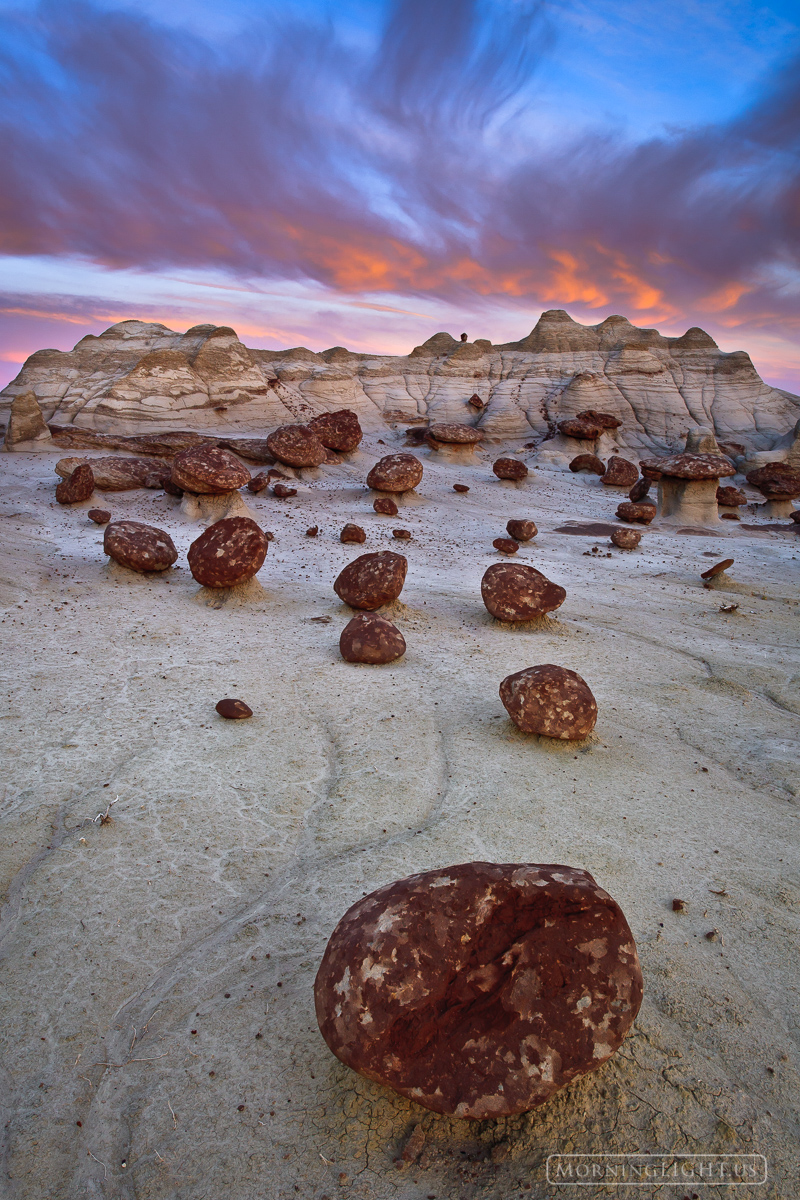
[0,441,798,1199]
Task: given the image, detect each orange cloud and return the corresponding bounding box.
[700,281,753,312]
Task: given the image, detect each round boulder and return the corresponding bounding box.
[500,664,597,739]
[339,613,406,664]
[558,417,603,439]
[334,551,408,610]
[615,500,656,524]
[611,527,642,549]
[628,477,651,502]
[373,497,399,516]
[493,457,528,481]
[601,456,639,488]
[493,537,519,554]
[314,861,642,1118]
[716,485,746,506]
[576,409,622,430]
[366,454,423,493]
[341,523,366,543]
[481,563,566,622]
[103,521,178,573]
[506,519,537,541]
[187,517,269,588]
[569,454,605,475]
[393,528,411,540]
[746,463,800,500]
[427,423,483,445]
[215,698,253,719]
[171,446,250,494]
[56,463,94,504]
[266,424,326,468]
[308,410,363,453]
[88,508,111,525]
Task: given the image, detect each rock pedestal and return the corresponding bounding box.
[3,391,52,450]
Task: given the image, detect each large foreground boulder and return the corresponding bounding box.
[366,454,423,493]
[171,446,250,494]
[314,861,642,1118]
[500,664,597,739]
[339,613,406,664]
[187,517,269,587]
[481,562,565,621]
[104,521,178,572]
[334,551,408,610]
[307,410,363,453]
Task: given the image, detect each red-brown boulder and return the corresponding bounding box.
[611,527,642,549]
[601,456,639,487]
[341,523,366,543]
[366,454,423,493]
[506,519,537,541]
[103,521,178,573]
[628,477,651,502]
[314,861,642,1118]
[500,664,597,739]
[55,455,164,491]
[569,454,605,475]
[467,393,485,409]
[616,500,656,524]
[171,446,250,494]
[492,457,528,481]
[334,551,408,610]
[187,517,269,588]
[307,410,363,453]
[373,497,399,516]
[657,453,736,480]
[266,424,326,468]
[745,463,800,500]
[453,483,470,493]
[215,699,253,719]
[576,409,622,430]
[247,472,271,493]
[306,526,319,537]
[558,417,603,439]
[88,509,111,524]
[639,458,665,480]
[716,485,746,506]
[700,557,734,580]
[427,423,483,444]
[56,463,94,504]
[493,537,519,554]
[790,510,800,525]
[393,529,411,540]
[272,483,297,498]
[481,563,566,621]
[339,613,406,664]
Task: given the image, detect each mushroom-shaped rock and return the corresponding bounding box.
[493,457,528,481]
[315,861,642,1118]
[616,501,656,525]
[628,477,651,502]
[373,497,399,516]
[576,409,622,430]
[266,424,327,468]
[187,517,269,588]
[427,423,483,445]
[716,485,746,507]
[171,446,251,494]
[215,698,253,719]
[500,664,597,740]
[506,519,537,541]
[481,563,565,622]
[334,551,408,610]
[611,527,642,549]
[639,458,665,480]
[746,464,800,517]
[569,454,605,475]
[104,521,178,573]
[307,410,363,453]
[339,613,406,664]
[493,537,519,555]
[366,454,423,493]
[701,557,734,581]
[601,457,639,488]
[55,456,165,491]
[558,417,603,439]
[341,523,366,543]
[56,464,94,504]
[656,453,736,525]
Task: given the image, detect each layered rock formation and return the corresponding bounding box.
[1,311,798,454]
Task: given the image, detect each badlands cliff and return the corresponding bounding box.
[2,309,798,453]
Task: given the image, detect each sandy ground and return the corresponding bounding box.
[0,436,798,1200]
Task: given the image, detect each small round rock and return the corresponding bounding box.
[569,454,605,475]
[215,699,253,720]
[493,537,519,554]
[339,613,406,664]
[104,521,178,573]
[334,551,408,610]
[601,456,639,488]
[306,526,319,537]
[366,454,423,493]
[616,500,656,524]
[453,483,470,493]
[500,664,597,739]
[611,527,642,549]
[506,519,537,541]
[373,497,399,516]
[341,523,366,543]
[493,457,528,481]
[88,508,111,525]
[393,529,411,540]
[628,477,651,502]
[272,483,297,498]
[56,463,94,504]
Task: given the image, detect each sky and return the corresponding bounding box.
[1,0,799,391]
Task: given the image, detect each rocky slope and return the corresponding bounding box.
[2,309,798,453]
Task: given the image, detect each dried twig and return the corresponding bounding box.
[167,1099,177,1129]
[87,1149,108,1179]
[94,796,119,825]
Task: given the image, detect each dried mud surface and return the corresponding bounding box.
[1,440,799,1199]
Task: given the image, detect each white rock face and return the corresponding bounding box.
[1,310,798,453]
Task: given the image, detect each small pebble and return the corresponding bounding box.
[493,537,519,554]
[88,509,111,525]
[453,484,470,493]
[306,526,319,537]
[341,523,367,543]
[215,699,253,720]
[272,483,297,498]
[393,529,411,539]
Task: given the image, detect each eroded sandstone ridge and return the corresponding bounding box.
[2,310,798,453]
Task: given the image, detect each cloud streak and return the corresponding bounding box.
[0,0,798,346]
